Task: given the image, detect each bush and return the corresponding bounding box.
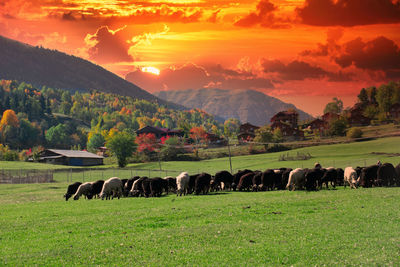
[347,127,363,139]
[3,150,19,161]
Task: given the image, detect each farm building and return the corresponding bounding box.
[389,103,400,119]
[270,110,298,128]
[37,149,104,166]
[307,118,328,132]
[322,112,339,123]
[348,104,371,126]
[237,123,260,142]
[136,126,184,139]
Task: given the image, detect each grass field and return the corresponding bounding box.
[0,184,399,265]
[1,136,400,265]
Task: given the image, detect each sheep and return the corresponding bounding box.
[305,168,324,191]
[396,164,400,186]
[99,177,123,200]
[176,172,190,196]
[187,174,199,194]
[321,167,338,189]
[232,169,252,191]
[73,182,93,200]
[195,173,212,195]
[280,168,292,190]
[237,172,255,191]
[150,178,168,197]
[163,176,177,194]
[142,178,152,198]
[336,168,344,186]
[212,171,234,191]
[377,163,398,187]
[64,182,82,201]
[260,169,275,191]
[344,167,358,189]
[91,180,104,198]
[123,176,140,197]
[359,165,379,188]
[130,177,148,197]
[286,168,307,191]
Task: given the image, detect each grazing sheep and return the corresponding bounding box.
[99,177,123,200]
[396,164,400,186]
[73,182,93,200]
[187,174,199,194]
[314,162,322,169]
[213,171,234,191]
[260,169,275,191]
[142,178,152,198]
[195,173,212,195]
[321,167,338,189]
[344,167,358,189]
[163,176,177,194]
[305,168,324,191]
[124,176,140,197]
[377,163,398,187]
[232,169,252,191]
[237,172,255,191]
[176,172,190,196]
[64,182,82,201]
[281,168,292,190]
[336,168,344,186]
[286,168,307,191]
[359,165,379,188]
[130,177,148,197]
[250,171,262,191]
[91,180,104,198]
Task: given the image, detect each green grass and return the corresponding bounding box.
[0,185,399,265]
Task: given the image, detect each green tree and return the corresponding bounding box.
[107,131,137,167]
[160,136,184,161]
[328,118,348,136]
[223,118,240,137]
[323,97,343,114]
[363,105,379,119]
[376,84,393,114]
[45,124,69,148]
[272,128,284,143]
[253,126,273,149]
[87,133,105,152]
[357,88,369,106]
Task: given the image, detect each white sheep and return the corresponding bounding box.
[344,167,358,189]
[73,182,93,200]
[100,177,122,200]
[176,172,189,196]
[286,168,307,191]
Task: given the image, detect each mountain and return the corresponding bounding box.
[0,35,180,109]
[155,88,313,126]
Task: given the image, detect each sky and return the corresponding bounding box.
[1,0,400,116]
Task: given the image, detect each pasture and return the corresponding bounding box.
[0,185,400,265]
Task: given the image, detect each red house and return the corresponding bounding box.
[237,123,260,142]
[308,118,328,132]
[270,110,298,128]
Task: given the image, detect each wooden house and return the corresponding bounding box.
[37,149,104,166]
[237,123,260,141]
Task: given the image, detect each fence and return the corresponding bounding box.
[0,170,54,184]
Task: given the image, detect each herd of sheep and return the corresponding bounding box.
[64,162,400,201]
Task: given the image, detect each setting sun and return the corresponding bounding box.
[141,66,160,76]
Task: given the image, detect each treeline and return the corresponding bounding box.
[0,79,223,151]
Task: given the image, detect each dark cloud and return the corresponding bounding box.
[300,28,343,57]
[297,0,400,27]
[234,0,290,28]
[262,59,353,81]
[125,63,274,92]
[335,36,400,71]
[85,26,133,64]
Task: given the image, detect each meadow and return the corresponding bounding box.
[0,136,400,265]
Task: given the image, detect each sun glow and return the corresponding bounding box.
[141,66,160,75]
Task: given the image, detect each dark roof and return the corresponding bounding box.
[137,125,169,134]
[240,122,260,128]
[46,149,104,159]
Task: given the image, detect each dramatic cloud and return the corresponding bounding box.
[85,26,133,64]
[300,28,343,57]
[335,36,400,71]
[126,63,274,92]
[234,0,289,28]
[297,0,400,27]
[262,59,353,82]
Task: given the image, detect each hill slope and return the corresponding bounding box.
[155,88,313,125]
[0,35,180,109]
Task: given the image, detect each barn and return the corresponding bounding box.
[37,149,104,166]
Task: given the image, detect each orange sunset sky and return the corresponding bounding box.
[1,0,400,115]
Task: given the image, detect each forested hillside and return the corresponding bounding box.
[0,80,222,150]
[0,35,180,109]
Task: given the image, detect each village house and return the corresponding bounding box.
[270,110,298,128]
[37,149,104,166]
[237,122,260,142]
[307,118,327,133]
[136,126,184,139]
[270,110,304,140]
[348,103,371,126]
[321,112,339,123]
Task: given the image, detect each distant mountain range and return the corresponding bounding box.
[0,35,181,109]
[155,88,313,126]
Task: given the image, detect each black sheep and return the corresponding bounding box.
[131,177,148,197]
[213,171,234,191]
[195,173,212,195]
[321,168,337,189]
[165,177,177,194]
[123,176,140,197]
[150,178,166,197]
[260,169,275,191]
[359,165,379,188]
[237,172,254,191]
[336,168,344,186]
[91,180,104,198]
[305,168,324,191]
[377,163,397,187]
[281,168,292,190]
[232,169,252,191]
[188,174,200,194]
[64,182,82,201]
[142,178,152,198]
[396,164,400,186]
[251,171,262,191]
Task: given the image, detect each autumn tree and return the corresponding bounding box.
[0,109,20,148]
[224,118,240,137]
[0,109,19,129]
[190,126,207,144]
[253,126,273,149]
[107,131,137,167]
[136,133,159,155]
